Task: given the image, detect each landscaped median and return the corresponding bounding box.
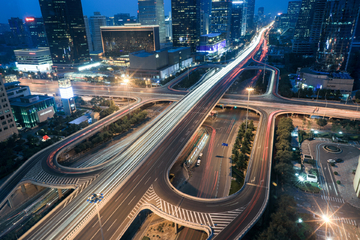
[229,120,256,194]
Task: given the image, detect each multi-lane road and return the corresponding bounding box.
[2,22,360,240]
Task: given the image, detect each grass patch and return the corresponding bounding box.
[142,237,150,240]
[294,181,321,193]
[230,180,243,195]
[229,166,245,195]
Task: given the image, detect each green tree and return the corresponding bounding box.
[316,118,327,128]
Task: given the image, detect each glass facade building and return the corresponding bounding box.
[171,0,200,52]
[211,0,232,41]
[8,17,32,47]
[10,95,56,128]
[231,1,244,42]
[316,0,360,71]
[24,17,48,48]
[138,0,166,44]
[101,26,160,57]
[246,0,255,34]
[287,1,301,28]
[39,0,90,65]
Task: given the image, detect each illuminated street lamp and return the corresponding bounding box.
[124,78,131,114]
[246,87,254,129]
[87,193,104,240]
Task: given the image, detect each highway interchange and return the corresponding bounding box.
[1,23,360,239]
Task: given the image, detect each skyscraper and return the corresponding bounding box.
[200,0,212,35]
[114,13,130,26]
[316,0,360,71]
[8,17,32,47]
[287,1,301,28]
[90,12,107,52]
[165,13,173,40]
[231,1,245,42]
[211,0,232,41]
[171,0,200,51]
[246,0,255,34]
[39,0,90,65]
[292,0,316,54]
[257,7,264,27]
[138,0,166,43]
[83,16,93,52]
[24,17,48,47]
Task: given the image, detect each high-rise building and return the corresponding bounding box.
[287,1,301,28]
[231,1,245,42]
[211,0,232,41]
[257,7,264,27]
[24,17,48,47]
[309,0,326,49]
[39,0,90,65]
[100,25,160,57]
[171,0,200,52]
[316,0,360,71]
[114,13,130,26]
[0,76,18,142]
[90,12,107,52]
[200,0,212,35]
[138,0,166,44]
[8,17,32,47]
[292,0,316,54]
[83,16,93,52]
[165,13,173,40]
[246,0,255,34]
[106,17,114,26]
[258,7,264,17]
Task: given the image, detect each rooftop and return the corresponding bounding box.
[14,47,50,53]
[9,95,53,108]
[201,33,222,38]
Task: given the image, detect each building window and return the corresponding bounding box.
[2,121,6,125]
[0,116,4,120]
[3,126,8,130]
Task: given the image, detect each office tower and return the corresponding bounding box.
[90,12,106,52]
[106,17,114,26]
[211,0,232,41]
[258,7,264,17]
[200,0,212,35]
[0,76,18,142]
[24,17,48,47]
[309,0,326,49]
[114,13,136,26]
[165,13,173,40]
[231,1,244,42]
[84,16,93,52]
[101,25,160,57]
[292,0,316,54]
[39,0,90,65]
[171,0,200,52]
[257,7,264,27]
[316,0,360,71]
[346,11,360,75]
[138,0,166,44]
[8,17,32,47]
[287,1,301,28]
[246,0,255,34]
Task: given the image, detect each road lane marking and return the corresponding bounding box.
[115,193,123,202]
[107,219,117,231]
[132,175,139,182]
[128,196,136,205]
[327,165,339,196]
[144,177,151,185]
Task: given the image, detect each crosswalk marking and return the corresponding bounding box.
[321,195,344,203]
[333,217,357,226]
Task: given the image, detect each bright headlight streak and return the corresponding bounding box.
[29,26,271,240]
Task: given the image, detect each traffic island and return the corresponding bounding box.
[323,145,342,153]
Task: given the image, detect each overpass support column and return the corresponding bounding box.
[175,223,180,234]
[57,189,63,199]
[21,184,26,193]
[8,198,14,208]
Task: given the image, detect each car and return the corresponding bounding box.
[336,158,343,163]
[327,159,336,163]
[307,174,318,183]
[199,153,203,158]
[196,159,201,166]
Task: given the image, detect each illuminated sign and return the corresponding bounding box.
[29,53,36,55]
[25,17,35,22]
[78,62,101,71]
[40,109,53,116]
[59,87,74,99]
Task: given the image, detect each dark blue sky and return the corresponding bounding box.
[1,0,291,23]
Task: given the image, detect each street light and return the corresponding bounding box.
[87,193,104,240]
[246,87,254,130]
[124,78,130,114]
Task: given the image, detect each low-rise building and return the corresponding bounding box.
[10,95,56,128]
[14,47,53,73]
[5,81,31,99]
[4,74,18,83]
[128,47,192,80]
[299,68,354,94]
[196,33,227,56]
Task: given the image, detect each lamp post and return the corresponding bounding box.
[87,193,104,240]
[124,78,131,115]
[246,87,254,130]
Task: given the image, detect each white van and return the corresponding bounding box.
[196,159,201,166]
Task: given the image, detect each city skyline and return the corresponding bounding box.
[1,0,293,23]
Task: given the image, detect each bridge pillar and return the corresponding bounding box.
[34,184,39,191]
[7,198,13,208]
[21,184,26,193]
[57,189,63,199]
[175,223,180,234]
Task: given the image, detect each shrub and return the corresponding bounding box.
[336,180,341,184]
[334,171,338,175]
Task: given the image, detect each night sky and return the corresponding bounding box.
[1,0,291,23]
